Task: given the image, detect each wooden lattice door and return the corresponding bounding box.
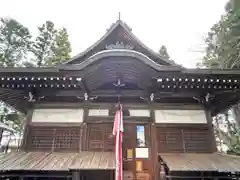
[87,123,114,152]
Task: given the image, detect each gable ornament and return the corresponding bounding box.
[105,41,134,50]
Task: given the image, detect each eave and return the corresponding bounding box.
[0,67,240,115]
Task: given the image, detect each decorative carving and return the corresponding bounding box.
[113,79,126,87]
[84,93,88,101]
[90,96,98,101]
[105,41,134,50]
[24,92,44,102]
[150,93,155,102]
[205,92,211,102]
[76,93,91,101]
[24,92,35,102]
[193,92,214,104]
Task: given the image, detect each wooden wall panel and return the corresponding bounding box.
[183,129,210,153]
[156,126,212,153]
[54,127,81,151]
[87,123,114,152]
[27,127,54,151]
[157,128,183,153]
[26,126,84,152]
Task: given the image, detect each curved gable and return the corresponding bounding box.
[59,49,183,71]
[65,20,179,66]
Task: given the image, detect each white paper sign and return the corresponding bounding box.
[135,148,149,158]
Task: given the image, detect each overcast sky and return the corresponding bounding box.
[0,0,228,68]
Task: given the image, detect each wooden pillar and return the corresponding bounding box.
[150,106,159,180]
[159,162,166,180]
[82,105,89,151]
[21,108,33,151]
[109,170,114,180]
[72,171,80,180]
[151,123,159,180]
[205,109,218,152]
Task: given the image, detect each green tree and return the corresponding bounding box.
[198,14,232,68]
[214,112,240,155]
[0,103,25,149]
[198,0,240,155]
[0,18,72,135]
[0,105,24,132]
[0,18,31,67]
[48,28,72,66]
[31,21,57,67]
[199,0,240,70]
[232,0,240,12]
[159,45,170,60]
[28,21,72,67]
[0,18,29,136]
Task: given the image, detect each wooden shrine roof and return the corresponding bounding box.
[64,20,177,66]
[1,47,240,116]
[0,151,115,171]
[159,153,240,172]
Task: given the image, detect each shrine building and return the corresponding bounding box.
[0,20,240,180]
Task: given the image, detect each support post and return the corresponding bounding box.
[159,162,166,180]
[21,108,34,151]
[72,171,80,180]
[205,109,218,152]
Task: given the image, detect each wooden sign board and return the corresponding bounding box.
[136,172,150,180]
[123,171,133,180]
[136,148,149,158]
[127,149,133,160]
[136,160,143,172]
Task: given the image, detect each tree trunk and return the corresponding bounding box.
[0,129,3,153]
[232,103,240,128]
[0,114,3,144]
[0,129,3,143]
[215,116,223,152]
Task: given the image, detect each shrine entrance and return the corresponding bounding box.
[123,123,153,180]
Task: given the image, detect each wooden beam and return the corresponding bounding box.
[35,90,85,97]
[155,91,200,98]
[90,89,149,97]
[0,172,72,178]
[165,175,239,179]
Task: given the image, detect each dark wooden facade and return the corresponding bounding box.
[18,103,228,180]
[0,20,240,180]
